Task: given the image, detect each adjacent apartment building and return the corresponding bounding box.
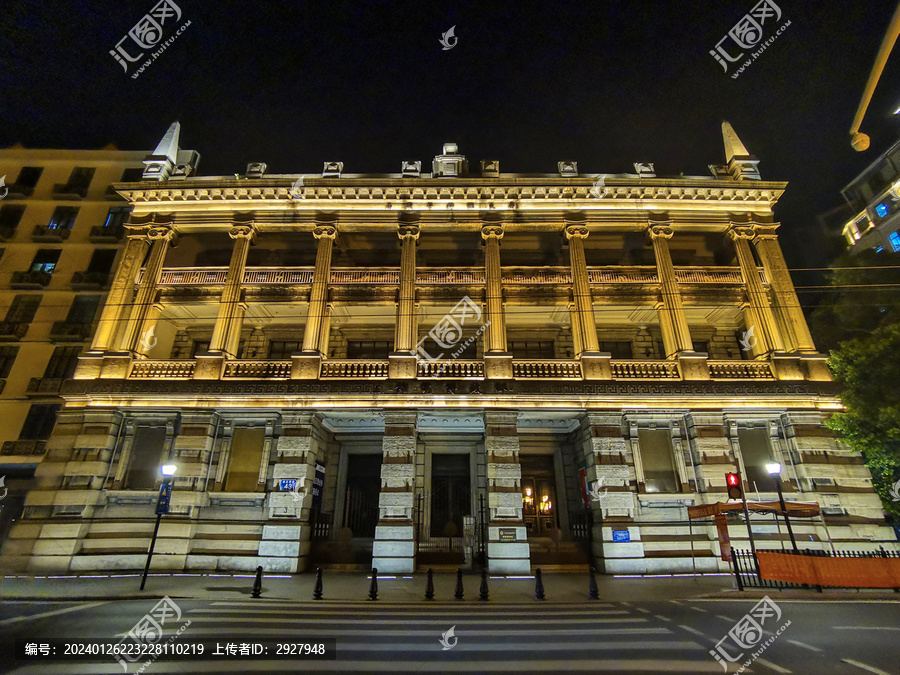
[839,137,900,254]
[0,122,894,576]
[0,145,148,546]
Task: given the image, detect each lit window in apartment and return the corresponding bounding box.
[104,206,131,229]
[224,428,265,492]
[875,203,889,218]
[30,249,61,273]
[890,231,900,253]
[48,206,79,231]
[638,429,680,493]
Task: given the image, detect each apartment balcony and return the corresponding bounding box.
[49,321,93,341]
[0,440,46,456]
[51,182,88,199]
[27,377,64,394]
[4,183,34,199]
[0,226,17,242]
[71,270,110,290]
[10,270,52,289]
[89,224,125,242]
[0,322,29,340]
[32,225,71,242]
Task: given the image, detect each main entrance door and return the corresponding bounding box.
[343,454,382,537]
[520,455,558,537]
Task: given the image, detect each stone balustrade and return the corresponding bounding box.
[610,360,680,379]
[223,360,292,379]
[320,360,390,378]
[130,360,197,379]
[417,360,485,378]
[708,360,775,379]
[511,360,582,379]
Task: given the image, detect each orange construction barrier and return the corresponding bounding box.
[757,551,900,588]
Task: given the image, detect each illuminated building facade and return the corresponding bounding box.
[839,138,900,254]
[1,123,894,576]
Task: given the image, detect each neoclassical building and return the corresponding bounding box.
[1,123,893,575]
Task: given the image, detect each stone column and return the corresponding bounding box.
[649,224,708,380]
[566,224,611,379]
[90,235,149,352]
[292,225,336,379]
[579,413,634,573]
[389,223,420,379]
[729,226,784,355]
[482,224,512,379]
[372,411,418,573]
[318,304,333,358]
[484,411,530,573]
[119,225,177,355]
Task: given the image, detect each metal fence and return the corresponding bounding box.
[731,547,900,591]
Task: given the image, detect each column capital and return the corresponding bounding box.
[398,224,420,241]
[648,224,674,240]
[147,226,177,243]
[752,223,780,240]
[481,224,504,240]
[313,225,337,240]
[728,225,756,241]
[565,224,590,240]
[229,224,258,242]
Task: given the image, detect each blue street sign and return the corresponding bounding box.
[280,479,298,491]
[155,483,172,515]
[612,530,630,543]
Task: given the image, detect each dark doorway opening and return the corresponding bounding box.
[343,454,382,538]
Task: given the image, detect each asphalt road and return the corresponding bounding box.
[0,597,898,673]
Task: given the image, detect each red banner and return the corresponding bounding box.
[715,513,732,562]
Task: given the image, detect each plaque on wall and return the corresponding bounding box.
[612,530,631,543]
[499,528,518,542]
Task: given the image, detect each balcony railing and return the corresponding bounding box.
[320,360,389,378]
[32,225,71,242]
[588,267,659,284]
[417,268,484,284]
[49,321,93,341]
[11,270,52,288]
[89,225,126,242]
[0,322,29,340]
[130,360,196,379]
[71,271,110,290]
[27,377,64,394]
[330,269,399,284]
[503,267,572,284]
[674,267,743,284]
[1,440,46,456]
[223,360,291,379]
[157,268,229,285]
[418,360,485,378]
[244,268,314,285]
[708,360,774,379]
[51,182,89,199]
[610,360,680,379]
[512,360,582,379]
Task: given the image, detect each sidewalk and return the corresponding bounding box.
[3,571,897,604]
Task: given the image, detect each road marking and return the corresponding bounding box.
[715,614,735,622]
[785,639,822,652]
[678,624,708,639]
[0,601,110,627]
[635,607,651,614]
[655,615,673,622]
[185,612,643,626]
[841,660,891,675]
[668,600,682,605]
[689,606,708,613]
[134,626,670,638]
[756,658,792,673]
[833,626,900,631]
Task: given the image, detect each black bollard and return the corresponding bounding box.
[313,567,323,600]
[368,568,378,601]
[588,566,599,600]
[534,568,545,600]
[479,567,489,601]
[425,568,435,600]
[454,568,464,600]
[251,565,263,598]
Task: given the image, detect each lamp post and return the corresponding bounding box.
[140,462,178,591]
[766,462,799,554]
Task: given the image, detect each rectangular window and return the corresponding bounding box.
[120,168,144,182]
[224,428,266,492]
[65,295,100,324]
[125,426,167,489]
[268,340,302,359]
[30,249,61,273]
[599,341,634,359]
[191,340,211,357]
[890,231,900,253]
[103,206,131,229]
[86,248,117,274]
[15,166,43,188]
[19,404,60,440]
[692,341,709,354]
[44,346,81,379]
[737,428,775,491]
[48,206,79,231]
[66,167,95,192]
[0,205,25,233]
[0,346,19,377]
[5,296,41,324]
[638,429,680,493]
[346,340,392,359]
[509,340,555,359]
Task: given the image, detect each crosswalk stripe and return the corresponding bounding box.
[143,627,669,638]
[179,616,650,626]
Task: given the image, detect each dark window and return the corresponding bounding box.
[509,340,555,359]
[48,206,78,231]
[65,296,100,324]
[66,167,95,192]
[15,167,43,188]
[418,336,478,360]
[268,340,302,359]
[19,404,60,440]
[103,206,130,229]
[599,341,634,359]
[86,249,117,274]
[0,346,19,377]
[119,168,144,182]
[30,249,61,273]
[346,340,392,359]
[430,454,471,537]
[44,346,80,379]
[191,340,210,356]
[125,426,167,489]
[0,205,26,232]
[692,341,709,354]
[5,296,41,323]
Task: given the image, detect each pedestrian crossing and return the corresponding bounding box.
[5,600,729,673]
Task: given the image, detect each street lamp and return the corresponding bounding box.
[140,462,178,591]
[766,462,799,553]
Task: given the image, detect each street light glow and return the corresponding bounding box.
[161,464,178,476]
[765,462,782,475]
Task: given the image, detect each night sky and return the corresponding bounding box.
[2,0,899,271]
